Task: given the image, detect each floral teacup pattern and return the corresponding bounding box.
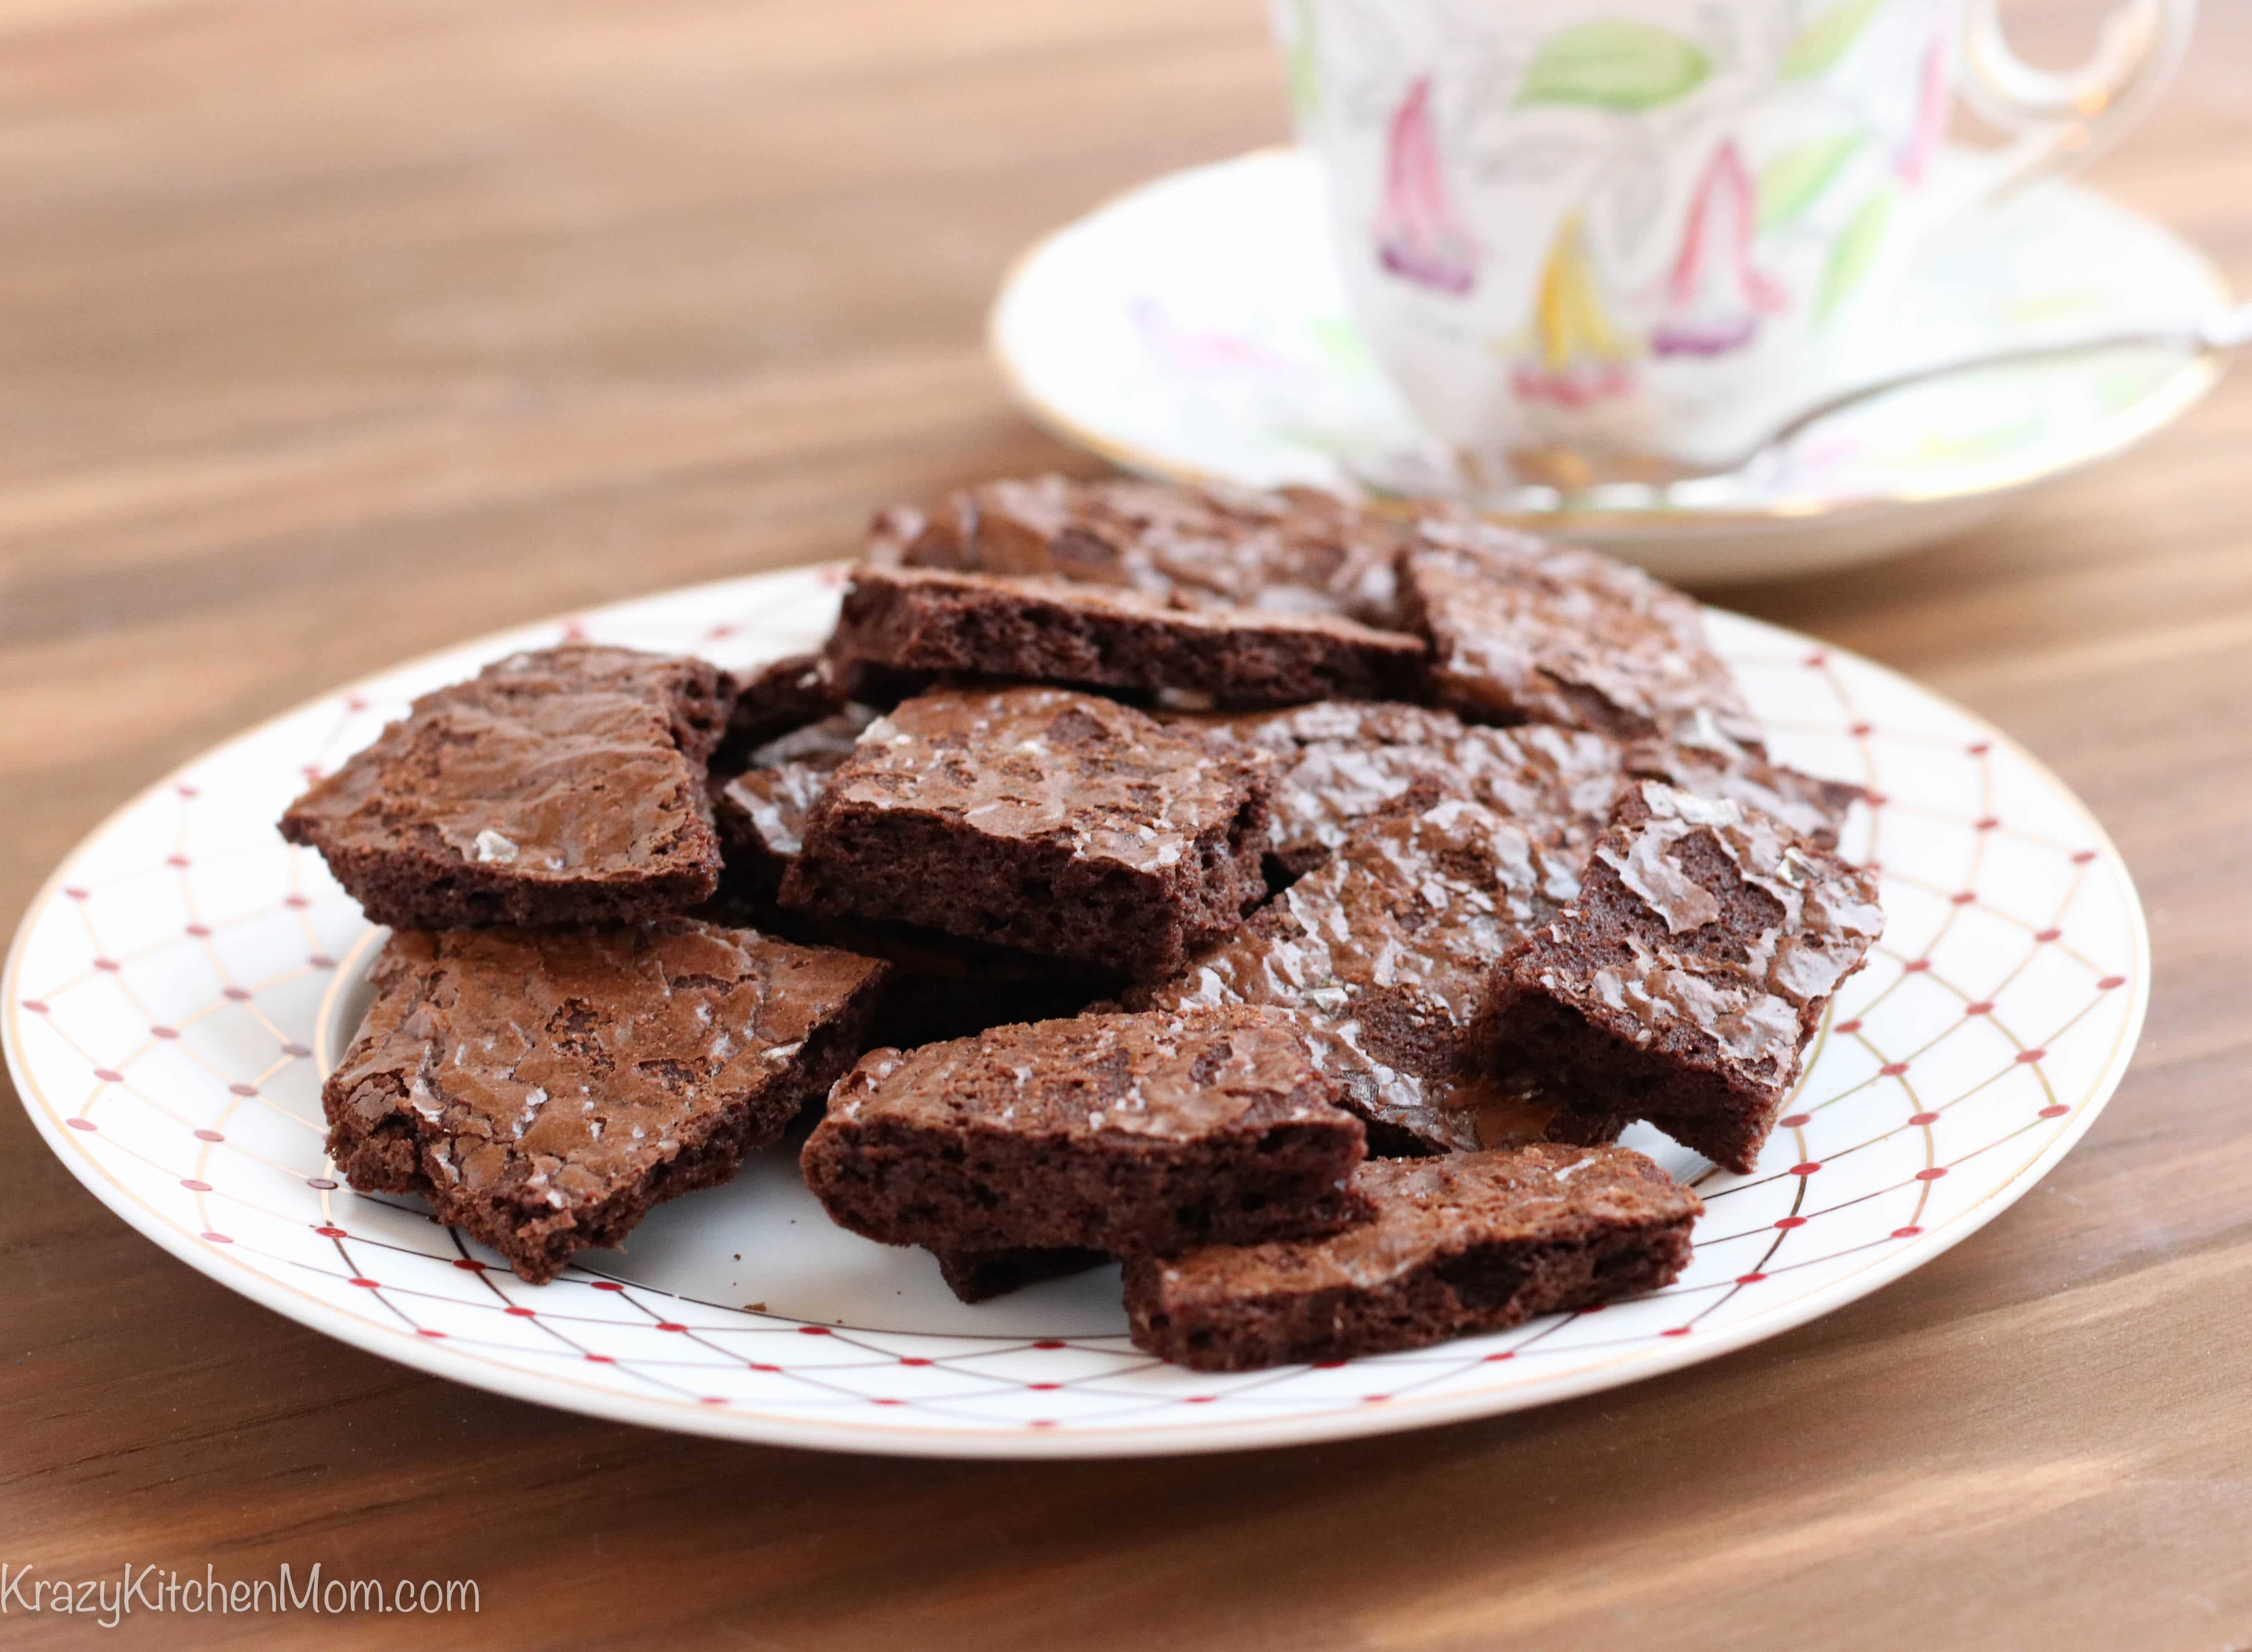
[1274,0,2182,471]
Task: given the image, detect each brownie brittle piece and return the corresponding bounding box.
[1396,519,1761,748]
[1122,1146,1702,1371]
[707,704,884,914]
[1478,781,1884,1173]
[280,644,732,929]
[1129,799,1624,1156]
[779,686,1273,981]
[748,706,882,769]
[871,474,1406,624]
[322,920,890,1283]
[705,699,1120,1041]
[800,1007,1369,1258]
[829,562,1427,710]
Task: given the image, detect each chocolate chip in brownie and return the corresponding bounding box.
[801,1007,1370,1258]
[322,919,889,1283]
[779,685,1273,981]
[1122,1145,1702,1370]
[1477,780,1884,1173]
[280,644,732,929]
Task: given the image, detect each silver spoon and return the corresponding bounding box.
[1349,301,2252,517]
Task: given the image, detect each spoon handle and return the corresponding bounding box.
[1761,301,2252,456]
[1347,301,2249,516]
[2195,303,2252,353]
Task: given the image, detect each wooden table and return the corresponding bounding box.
[3,1,2249,1646]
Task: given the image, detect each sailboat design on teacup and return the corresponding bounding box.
[1373,76,1478,296]
[1651,140,1791,358]
[1511,211,1635,408]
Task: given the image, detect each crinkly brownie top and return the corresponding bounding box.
[824,1005,1346,1143]
[871,473,1406,623]
[1400,518,1760,747]
[1142,1144,1699,1296]
[283,644,728,880]
[329,920,884,1206]
[1544,780,1885,1071]
[823,685,1270,876]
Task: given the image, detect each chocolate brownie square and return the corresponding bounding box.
[930,1247,1108,1304]
[1179,699,1629,883]
[1122,1145,1702,1371]
[280,644,733,929]
[779,686,1273,980]
[1129,799,1622,1156]
[829,562,1428,709]
[1478,781,1884,1173]
[871,474,1406,624]
[1396,519,1762,748]
[704,712,1121,1043]
[323,920,889,1283]
[800,1007,1369,1256]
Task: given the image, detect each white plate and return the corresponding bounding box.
[990,148,2229,583]
[4,565,2147,1457]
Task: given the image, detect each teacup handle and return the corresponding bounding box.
[1958,0,2196,198]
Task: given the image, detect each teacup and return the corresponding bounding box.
[1274,0,2195,476]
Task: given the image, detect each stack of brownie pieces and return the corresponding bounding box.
[284,647,896,1285]
[285,474,1883,1371]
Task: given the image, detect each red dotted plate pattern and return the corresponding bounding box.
[2,567,2149,1459]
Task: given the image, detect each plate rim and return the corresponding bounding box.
[986,144,2229,533]
[3,564,2152,1458]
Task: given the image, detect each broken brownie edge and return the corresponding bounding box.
[1123,1145,1702,1371]
[322,919,889,1283]
[780,685,1273,981]
[280,644,733,930]
[800,1007,1371,1258]
[1476,781,1884,1173]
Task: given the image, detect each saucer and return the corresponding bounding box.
[990,148,2229,583]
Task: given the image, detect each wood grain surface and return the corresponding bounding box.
[3,1,2250,1647]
